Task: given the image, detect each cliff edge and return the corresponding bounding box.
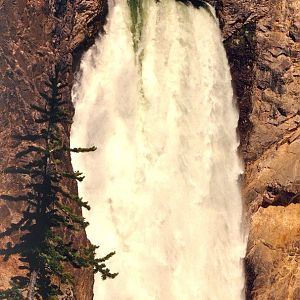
[0,0,108,299]
[210,0,300,298]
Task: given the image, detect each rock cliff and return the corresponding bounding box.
[209,0,300,299]
[0,0,107,299]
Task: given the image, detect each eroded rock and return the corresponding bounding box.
[246,205,300,300]
[0,0,108,298]
[212,0,300,299]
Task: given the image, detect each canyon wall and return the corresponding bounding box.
[0,0,107,298]
[0,0,299,299]
[210,0,300,299]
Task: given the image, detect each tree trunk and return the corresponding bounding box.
[27,270,38,300]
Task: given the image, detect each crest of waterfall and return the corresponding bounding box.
[71,0,246,299]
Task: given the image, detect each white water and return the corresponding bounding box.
[71,1,246,299]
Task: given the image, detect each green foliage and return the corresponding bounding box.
[0,65,117,299]
[0,282,25,300]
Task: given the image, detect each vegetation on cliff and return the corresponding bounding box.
[0,65,117,299]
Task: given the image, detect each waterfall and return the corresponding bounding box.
[71,1,246,299]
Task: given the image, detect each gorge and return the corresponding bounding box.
[0,0,299,299]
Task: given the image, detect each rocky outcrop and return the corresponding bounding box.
[0,0,108,299]
[210,0,300,299]
[71,0,108,50]
[71,0,108,68]
[246,205,300,300]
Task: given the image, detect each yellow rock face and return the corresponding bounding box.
[246,205,300,300]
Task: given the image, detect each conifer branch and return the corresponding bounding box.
[0,64,117,298]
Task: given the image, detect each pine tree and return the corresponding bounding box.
[0,65,117,299]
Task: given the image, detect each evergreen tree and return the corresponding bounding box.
[0,65,117,299]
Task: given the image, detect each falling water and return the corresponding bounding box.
[71,0,246,299]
